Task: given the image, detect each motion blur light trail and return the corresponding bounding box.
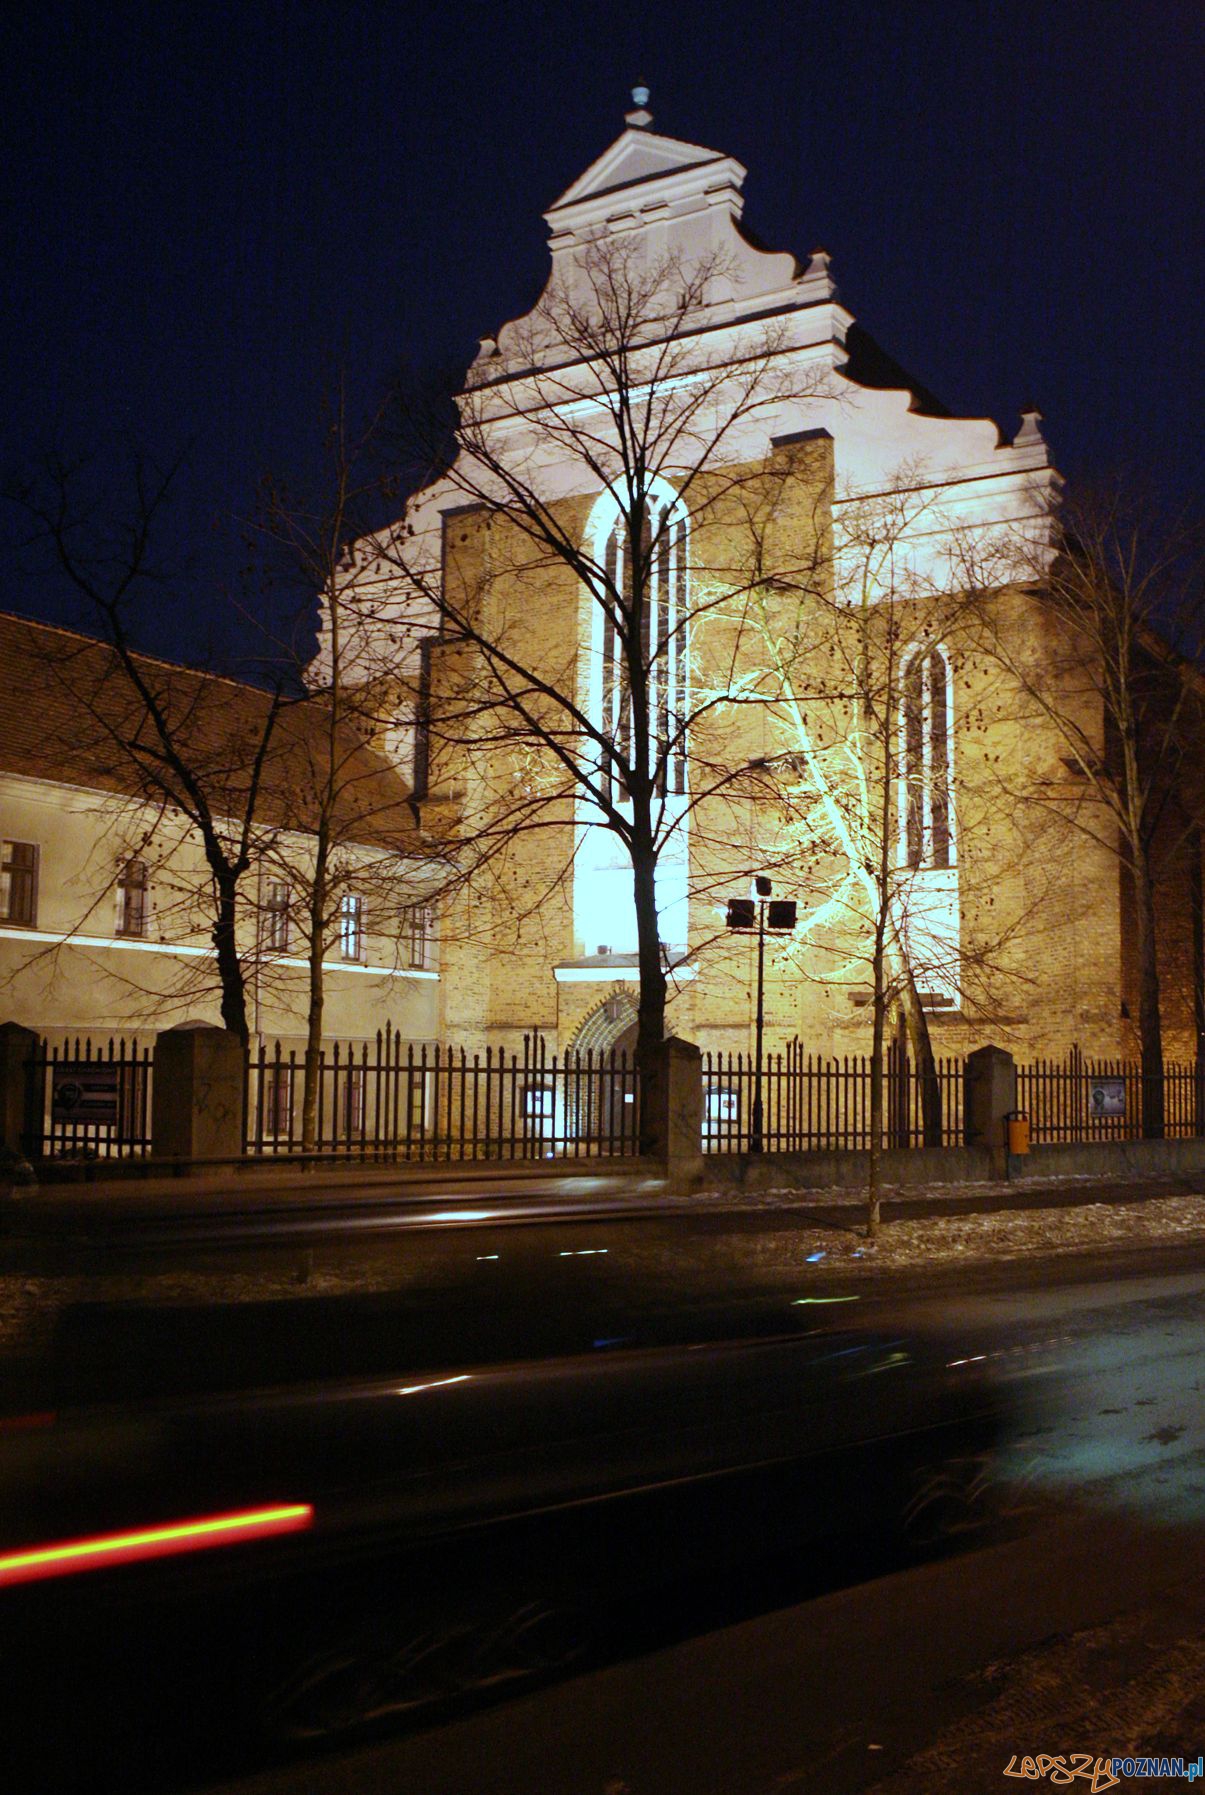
[0,1503,313,1587]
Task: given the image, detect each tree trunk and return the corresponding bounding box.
[1132,851,1165,1138]
[211,870,249,1046]
[1191,830,1205,1137]
[900,973,943,1148]
[631,825,667,1159]
[302,834,331,1154]
[867,918,887,1240]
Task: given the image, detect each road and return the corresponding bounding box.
[205,1249,1205,1795]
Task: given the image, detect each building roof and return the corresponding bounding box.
[0,611,421,854]
[839,323,953,421]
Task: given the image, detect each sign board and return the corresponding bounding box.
[52,1063,120,1125]
[1088,1075,1126,1118]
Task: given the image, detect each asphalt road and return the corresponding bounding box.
[204,1247,1205,1795]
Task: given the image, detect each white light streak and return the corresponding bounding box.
[396,1375,472,1397]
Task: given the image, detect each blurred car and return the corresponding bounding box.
[0,1265,1006,1772]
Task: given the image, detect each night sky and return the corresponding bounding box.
[3,0,1201,669]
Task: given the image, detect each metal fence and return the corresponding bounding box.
[701,1040,965,1154]
[24,1035,154,1159]
[22,1031,1205,1165]
[1017,1050,1205,1143]
[245,1031,640,1161]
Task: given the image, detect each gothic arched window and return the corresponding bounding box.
[594,487,689,805]
[901,645,953,869]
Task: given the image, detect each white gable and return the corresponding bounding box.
[542,124,752,261]
[451,112,1057,559]
[549,128,734,211]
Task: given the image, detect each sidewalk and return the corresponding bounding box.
[6,1152,1205,1259]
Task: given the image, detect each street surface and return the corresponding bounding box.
[204,1247,1205,1795]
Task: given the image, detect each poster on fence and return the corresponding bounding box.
[1088,1075,1126,1117]
[52,1063,120,1125]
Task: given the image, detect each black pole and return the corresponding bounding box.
[751,899,766,1153]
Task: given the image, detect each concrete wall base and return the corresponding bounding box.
[703,1135,1205,1192]
[705,1144,996,1192]
[1016,1138,1205,1181]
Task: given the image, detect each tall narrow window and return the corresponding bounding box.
[339,893,365,962]
[266,882,291,952]
[0,841,38,926]
[115,859,148,938]
[597,491,688,804]
[408,905,432,970]
[902,647,953,869]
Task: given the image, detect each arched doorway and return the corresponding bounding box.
[568,992,639,1145]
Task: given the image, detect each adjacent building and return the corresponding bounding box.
[0,613,440,1060]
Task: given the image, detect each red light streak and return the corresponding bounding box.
[0,1412,56,1434]
[0,1503,313,1587]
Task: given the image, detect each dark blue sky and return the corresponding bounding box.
[3,0,1201,668]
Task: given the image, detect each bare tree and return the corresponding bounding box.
[5,451,285,1043]
[747,478,958,1231]
[346,241,829,1154]
[248,389,445,1147]
[958,478,1205,1136]
[741,465,1057,1232]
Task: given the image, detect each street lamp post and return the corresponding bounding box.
[752,882,768,1151]
[726,877,797,1154]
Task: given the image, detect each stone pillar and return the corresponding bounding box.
[0,1021,39,1157]
[964,1043,1015,1176]
[655,1035,703,1192]
[152,1022,245,1163]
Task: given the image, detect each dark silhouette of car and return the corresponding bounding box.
[0,1261,1006,1772]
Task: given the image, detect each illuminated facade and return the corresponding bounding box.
[0,614,440,1054]
[338,107,1202,1068]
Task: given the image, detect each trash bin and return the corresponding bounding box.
[1006,1111,1030,1155]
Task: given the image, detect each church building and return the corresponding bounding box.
[337,96,1201,1078]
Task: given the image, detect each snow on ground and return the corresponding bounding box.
[783,1193,1205,1268]
[687,1169,1202,1211]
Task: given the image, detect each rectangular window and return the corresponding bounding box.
[406,1067,427,1138]
[266,882,291,952]
[264,1064,293,1140]
[704,1086,740,1138]
[523,1085,554,1128]
[118,1062,150,1142]
[339,893,365,962]
[340,1066,365,1140]
[115,859,149,938]
[0,841,38,927]
[408,905,432,970]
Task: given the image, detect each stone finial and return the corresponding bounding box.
[1014,405,1045,448]
[625,83,653,129]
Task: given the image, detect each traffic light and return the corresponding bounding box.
[725,898,756,929]
[767,899,797,931]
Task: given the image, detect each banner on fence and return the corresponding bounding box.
[51,1063,120,1124]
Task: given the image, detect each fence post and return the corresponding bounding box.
[654,1036,704,1191]
[964,1043,1015,1176]
[152,1021,245,1165]
[0,1021,40,1163]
